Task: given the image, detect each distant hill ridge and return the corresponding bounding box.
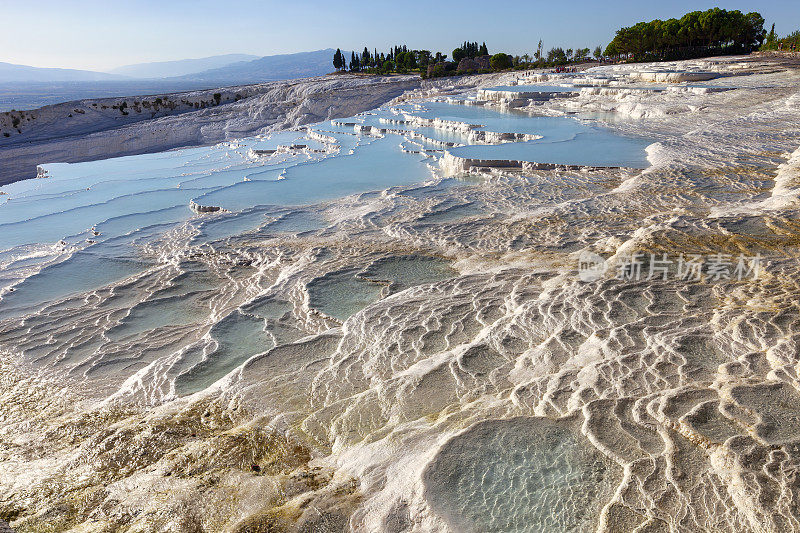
[171,49,345,83]
[109,54,260,78]
[0,50,342,84]
[0,62,126,82]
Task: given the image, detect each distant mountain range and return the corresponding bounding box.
[0,62,126,82]
[170,49,343,84]
[109,54,260,78]
[0,50,346,111]
[0,50,342,84]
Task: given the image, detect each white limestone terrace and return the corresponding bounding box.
[476,85,579,105]
[586,54,789,80]
[5,55,800,532]
[1,57,755,186]
[0,75,421,185]
[466,55,800,122]
[0,72,526,186]
[375,115,542,143]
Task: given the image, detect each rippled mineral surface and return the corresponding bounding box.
[2,55,800,532]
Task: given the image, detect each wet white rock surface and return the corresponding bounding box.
[2,56,800,531]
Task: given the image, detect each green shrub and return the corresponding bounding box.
[490,53,513,71]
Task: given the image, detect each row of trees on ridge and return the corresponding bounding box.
[332,41,605,78]
[331,9,771,79]
[604,8,766,61]
[333,46,445,74]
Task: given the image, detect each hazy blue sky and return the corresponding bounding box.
[0,0,795,71]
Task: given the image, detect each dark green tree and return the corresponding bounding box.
[453,41,481,62]
[746,12,767,47]
[547,47,568,64]
[395,51,417,70]
[333,48,343,71]
[490,53,513,70]
[764,23,777,49]
[418,50,431,67]
[605,8,766,61]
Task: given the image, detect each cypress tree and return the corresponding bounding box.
[333,48,343,71]
[766,23,777,47]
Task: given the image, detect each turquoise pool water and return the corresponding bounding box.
[449,131,652,168]
[0,92,652,324]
